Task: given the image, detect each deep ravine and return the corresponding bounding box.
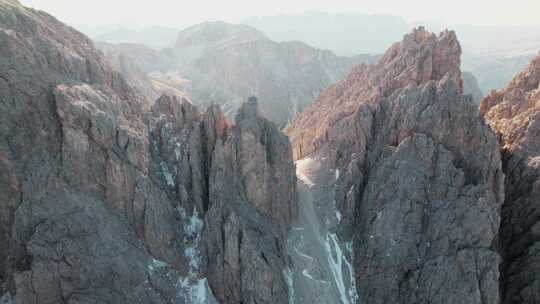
[287,157,358,304]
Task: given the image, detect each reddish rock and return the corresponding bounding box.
[287,27,503,304]
[286,27,463,162]
[481,52,540,304]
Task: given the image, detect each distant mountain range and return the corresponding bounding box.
[244,11,409,55]
[243,12,540,93]
[96,22,378,128]
[80,25,180,49]
[85,12,540,94]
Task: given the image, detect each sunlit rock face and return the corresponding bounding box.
[287,27,504,304]
[0,1,297,303]
[481,52,540,304]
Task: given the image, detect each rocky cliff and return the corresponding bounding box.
[286,27,504,303]
[0,1,296,303]
[97,22,377,128]
[481,52,540,304]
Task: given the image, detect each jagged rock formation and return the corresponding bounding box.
[0,1,296,303]
[286,27,504,303]
[462,71,484,103]
[97,22,377,128]
[481,52,540,304]
[245,14,540,94]
[202,97,296,303]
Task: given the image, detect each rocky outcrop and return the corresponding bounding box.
[151,95,297,304]
[203,97,296,303]
[0,1,172,301]
[481,52,540,304]
[0,1,296,303]
[97,22,378,128]
[286,27,504,303]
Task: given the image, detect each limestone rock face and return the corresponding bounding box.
[0,1,296,303]
[481,52,540,304]
[203,97,297,304]
[286,27,464,161]
[0,2,165,301]
[286,27,504,304]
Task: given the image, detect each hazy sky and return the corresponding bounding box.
[20,0,540,29]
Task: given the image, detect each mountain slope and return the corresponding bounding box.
[0,1,296,303]
[286,27,503,304]
[481,52,540,304]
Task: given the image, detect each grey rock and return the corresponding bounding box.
[287,27,504,303]
[203,97,296,303]
[0,1,297,303]
[481,52,540,304]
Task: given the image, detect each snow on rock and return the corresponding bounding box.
[323,233,359,304]
[176,206,218,304]
[295,157,317,187]
[283,267,295,304]
[289,156,359,304]
[0,294,13,304]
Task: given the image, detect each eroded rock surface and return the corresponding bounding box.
[202,97,297,303]
[0,1,296,303]
[286,27,504,304]
[481,52,540,304]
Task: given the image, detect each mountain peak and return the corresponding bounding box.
[286,27,464,160]
[481,52,540,151]
[175,21,267,49]
[379,27,462,92]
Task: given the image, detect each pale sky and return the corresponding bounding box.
[20,0,540,29]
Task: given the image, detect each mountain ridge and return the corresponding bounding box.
[286,26,504,304]
[481,51,540,304]
[97,21,378,128]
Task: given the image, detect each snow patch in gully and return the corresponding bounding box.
[176,207,218,304]
[287,157,358,304]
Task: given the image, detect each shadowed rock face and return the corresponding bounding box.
[0,1,296,303]
[286,27,504,304]
[462,71,484,103]
[203,97,297,303]
[481,52,540,304]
